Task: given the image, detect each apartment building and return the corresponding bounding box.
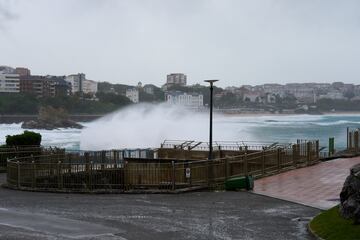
[0,73,20,93]
[20,75,55,97]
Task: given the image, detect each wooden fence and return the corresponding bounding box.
[5,140,319,193]
[0,146,64,172]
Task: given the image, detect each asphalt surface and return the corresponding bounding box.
[0,173,320,240]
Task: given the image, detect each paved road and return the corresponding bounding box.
[0,173,319,240]
[254,157,360,210]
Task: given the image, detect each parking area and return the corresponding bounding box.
[0,173,319,240]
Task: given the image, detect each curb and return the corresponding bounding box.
[1,183,208,194]
[249,191,325,210]
[307,217,325,240]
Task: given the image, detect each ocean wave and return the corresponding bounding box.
[312,120,360,126]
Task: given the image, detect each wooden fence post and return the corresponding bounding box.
[101,150,106,170]
[355,131,359,153]
[224,158,229,181]
[123,161,127,191]
[171,161,175,191]
[277,148,281,171]
[262,150,265,175]
[16,160,20,188]
[315,140,320,160]
[113,150,117,168]
[57,161,62,189]
[292,144,297,167]
[244,153,248,176]
[347,127,349,150]
[32,160,35,188]
[306,141,312,166]
[68,154,72,174]
[89,161,93,191]
[85,152,90,172]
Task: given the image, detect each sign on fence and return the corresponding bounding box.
[185,168,191,178]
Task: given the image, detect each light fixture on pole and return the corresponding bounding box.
[204,79,219,160]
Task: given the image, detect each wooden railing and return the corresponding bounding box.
[0,146,64,172]
[5,140,320,192]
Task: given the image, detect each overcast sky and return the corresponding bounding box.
[0,0,359,87]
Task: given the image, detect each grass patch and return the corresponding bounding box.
[310,205,360,240]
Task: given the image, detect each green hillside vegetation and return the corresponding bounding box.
[0,93,131,114]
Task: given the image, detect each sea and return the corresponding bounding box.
[1,112,359,152]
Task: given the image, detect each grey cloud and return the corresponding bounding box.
[0,1,17,30]
[0,0,359,87]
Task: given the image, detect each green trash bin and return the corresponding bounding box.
[225,175,254,191]
[225,176,247,190]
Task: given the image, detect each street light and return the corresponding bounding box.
[204,79,219,160]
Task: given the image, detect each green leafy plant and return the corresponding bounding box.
[6,131,42,146]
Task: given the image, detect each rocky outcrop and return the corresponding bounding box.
[21,106,83,130]
[340,163,360,224]
[22,119,83,130]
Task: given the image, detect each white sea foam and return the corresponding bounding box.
[0,110,359,150]
[80,103,245,150]
[312,120,360,126]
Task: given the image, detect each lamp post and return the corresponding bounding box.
[204,80,219,160]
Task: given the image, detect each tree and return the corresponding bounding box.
[6,131,42,146]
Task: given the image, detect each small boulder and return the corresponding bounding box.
[340,163,360,224]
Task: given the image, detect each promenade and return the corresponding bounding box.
[254,157,360,209]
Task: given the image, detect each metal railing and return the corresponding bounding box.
[160,140,292,151]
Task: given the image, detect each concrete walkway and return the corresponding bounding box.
[253,157,360,209]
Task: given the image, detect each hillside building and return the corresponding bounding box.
[20,75,55,97]
[165,91,203,108]
[126,88,139,103]
[0,73,20,93]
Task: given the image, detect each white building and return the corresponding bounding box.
[318,91,346,100]
[65,73,98,95]
[243,91,263,103]
[166,91,203,108]
[65,73,86,93]
[83,79,98,94]
[0,73,20,93]
[126,88,139,103]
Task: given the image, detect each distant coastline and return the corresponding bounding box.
[0,114,103,124]
[2,111,360,124]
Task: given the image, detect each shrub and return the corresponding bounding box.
[6,131,42,146]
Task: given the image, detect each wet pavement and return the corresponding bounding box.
[254,157,360,209]
[0,173,319,240]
